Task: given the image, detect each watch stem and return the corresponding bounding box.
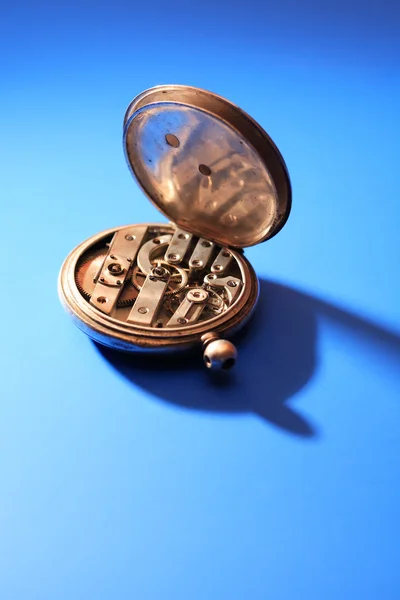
[202,334,237,371]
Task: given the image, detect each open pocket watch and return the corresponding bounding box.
[58,85,291,370]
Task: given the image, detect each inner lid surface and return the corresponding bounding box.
[124,86,291,248]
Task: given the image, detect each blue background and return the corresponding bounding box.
[1,1,400,598]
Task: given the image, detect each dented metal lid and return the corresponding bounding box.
[123,85,291,249]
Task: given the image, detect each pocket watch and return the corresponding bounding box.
[58,85,291,370]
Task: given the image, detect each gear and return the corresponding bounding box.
[75,249,137,308]
[132,260,188,296]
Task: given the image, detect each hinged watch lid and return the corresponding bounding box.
[123,85,291,249]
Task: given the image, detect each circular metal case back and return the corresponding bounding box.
[59,85,291,369]
[123,85,291,248]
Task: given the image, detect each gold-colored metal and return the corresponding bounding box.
[58,85,292,369]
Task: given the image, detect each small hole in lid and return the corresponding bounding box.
[199,164,211,176]
[166,134,180,148]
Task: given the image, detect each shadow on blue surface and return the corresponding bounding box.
[95,279,400,438]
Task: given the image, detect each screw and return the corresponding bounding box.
[108,262,124,276]
[100,277,105,282]
[110,255,117,260]
[116,280,121,285]
[177,317,187,324]
[228,280,237,287]
[138,307,148,314]
[125,235,135,241]
[127,257,132,263]
[152,266,167,278]
[168,253,179,261]
[187,289,209,303]
[192,259,203,268]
